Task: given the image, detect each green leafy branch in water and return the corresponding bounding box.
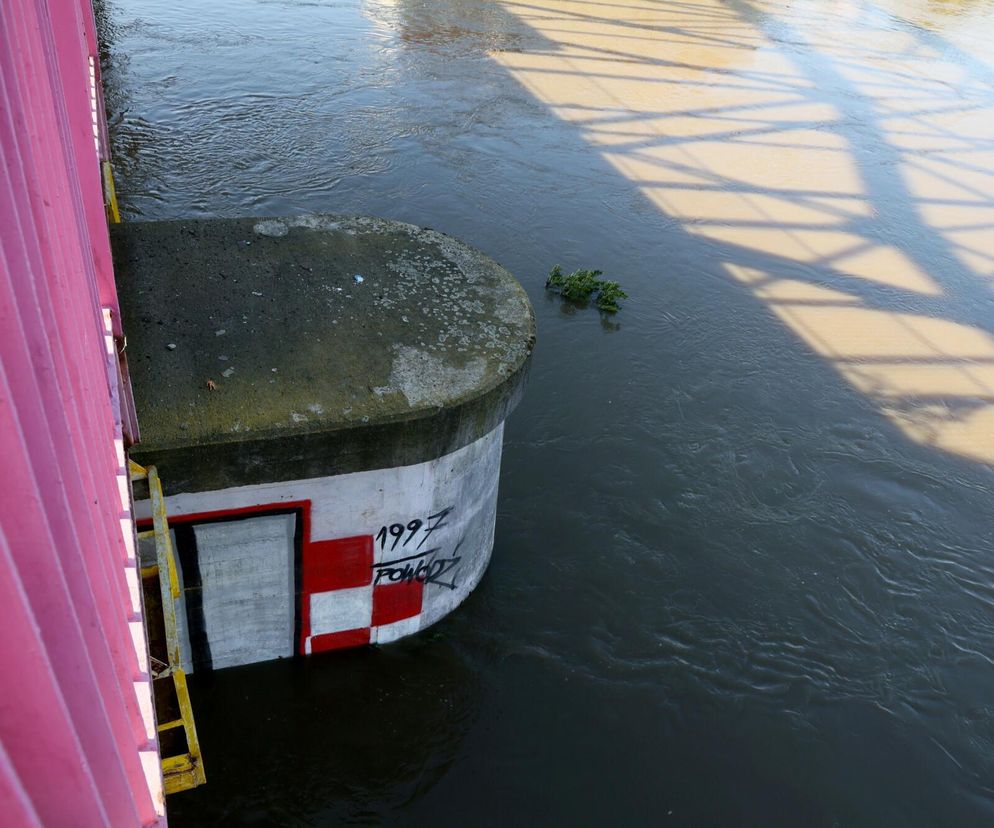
[545,265,628,313]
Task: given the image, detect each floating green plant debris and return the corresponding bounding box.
[545,265,627,313]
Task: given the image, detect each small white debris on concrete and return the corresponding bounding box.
[253,219,289,237]
[166,343,176,350]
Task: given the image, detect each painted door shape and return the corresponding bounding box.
[174,512,298,671]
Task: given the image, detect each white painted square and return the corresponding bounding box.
[133,680,156,741]
[125,564,141,615]
[139,749,166,816]
[129,619,149,670]
[372,614,422,644]
[121,518,135,559]
[309,586,373,635]
[117,473,130,512]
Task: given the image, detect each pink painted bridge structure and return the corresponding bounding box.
[0,0,165,824]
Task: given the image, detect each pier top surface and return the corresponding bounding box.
[112,215,534,493]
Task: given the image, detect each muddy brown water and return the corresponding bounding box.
[99,0,994,823]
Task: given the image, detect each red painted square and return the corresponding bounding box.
[310,628,371,653]
[372,580,424,627]
[306,535,373,592]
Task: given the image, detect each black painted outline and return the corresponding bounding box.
[171,508,305,671]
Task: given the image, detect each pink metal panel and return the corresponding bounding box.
[45,0,121,327]
[0,0,163,824]
[3,0,142,706]
[0,524,110,827]
[0,738,45,828]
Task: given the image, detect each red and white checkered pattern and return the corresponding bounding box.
[301,535,425,653]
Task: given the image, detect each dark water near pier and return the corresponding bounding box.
[99,0,994,823]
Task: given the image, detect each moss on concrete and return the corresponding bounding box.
[112,215,535,494]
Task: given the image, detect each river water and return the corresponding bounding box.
[99,0,994,823]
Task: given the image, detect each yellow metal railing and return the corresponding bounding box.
[102,160,121,224]
[130,460,206,795]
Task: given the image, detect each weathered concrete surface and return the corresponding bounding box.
[112,215,535,494]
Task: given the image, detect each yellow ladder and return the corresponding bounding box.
[130,460,206,795]
[102,160,121,224]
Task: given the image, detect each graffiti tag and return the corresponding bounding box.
[375,506,453,552]
[372,541,462,590]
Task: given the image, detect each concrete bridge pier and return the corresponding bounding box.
[115,214,535,670]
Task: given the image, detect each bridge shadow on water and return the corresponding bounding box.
[483,0,994,467]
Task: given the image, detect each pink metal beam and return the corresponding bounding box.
[0,0,163,823]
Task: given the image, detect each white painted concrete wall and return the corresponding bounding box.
[134,424,503,670]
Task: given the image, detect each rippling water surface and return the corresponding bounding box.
[99,0,994,823]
